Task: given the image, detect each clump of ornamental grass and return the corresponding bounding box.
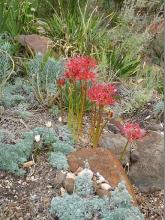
[0,37,15,99]
[63,55,97,139]
[88,83,117,147]
[120,122,145,162]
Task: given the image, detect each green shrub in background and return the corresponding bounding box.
[26,53,64,107]
[46,0,112,57]
[0,0,36,36]
[0,36,15,99]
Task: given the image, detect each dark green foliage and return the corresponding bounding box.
[50,180,144,220]
[46,0,110,57]
[48,152,69,170]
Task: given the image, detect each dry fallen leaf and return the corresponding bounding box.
[22,161,34,168]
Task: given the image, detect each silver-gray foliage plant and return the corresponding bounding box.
[0,125,74,175]
[50,176,144,220]
[27,53,64,106]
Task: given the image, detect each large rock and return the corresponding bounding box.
[17,34,54,55]
[129,131,164,192]
[99,132,130,164]
[67,147,136,204]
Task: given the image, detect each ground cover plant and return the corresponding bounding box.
[0,125,74,175]
[50,171,144,220]
[0,0,164,219]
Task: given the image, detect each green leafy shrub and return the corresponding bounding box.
[97,0,156,80]
[50,176,144,220]
[96,48,140,80]
[26,54,64,107]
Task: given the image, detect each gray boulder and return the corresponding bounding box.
[99,132,130,165]
[129,131,164,192]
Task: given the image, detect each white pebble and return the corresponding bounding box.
[34,135,40,142]
[46,121,52,128]
[58,117,62,122]
[100,183,111,191]
[60,187,66,196]
[96,176,106,184]
[66,173,75,180]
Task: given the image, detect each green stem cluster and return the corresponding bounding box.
[120,140,129,162]
[90,104,109,147]
[67,80,88,140]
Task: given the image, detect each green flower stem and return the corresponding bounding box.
[68,84,74,129]
[92,104,103,147]
[77,80,87,136]
[120,140,129,162]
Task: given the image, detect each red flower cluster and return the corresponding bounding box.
[87,83,117,106]
[57,78,65,86]
[64,56,97,81]
[122,123,145,141]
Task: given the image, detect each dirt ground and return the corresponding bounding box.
[0,107,164,220]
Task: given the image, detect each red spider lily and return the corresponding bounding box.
[122,123,145,141]
[57,78,65,86]
[87,83,117,106]
[64,56,97,81]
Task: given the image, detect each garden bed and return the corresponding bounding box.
[0,108,163,220]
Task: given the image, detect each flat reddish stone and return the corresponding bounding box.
[17,34,54,55]
[68,147,136,204]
